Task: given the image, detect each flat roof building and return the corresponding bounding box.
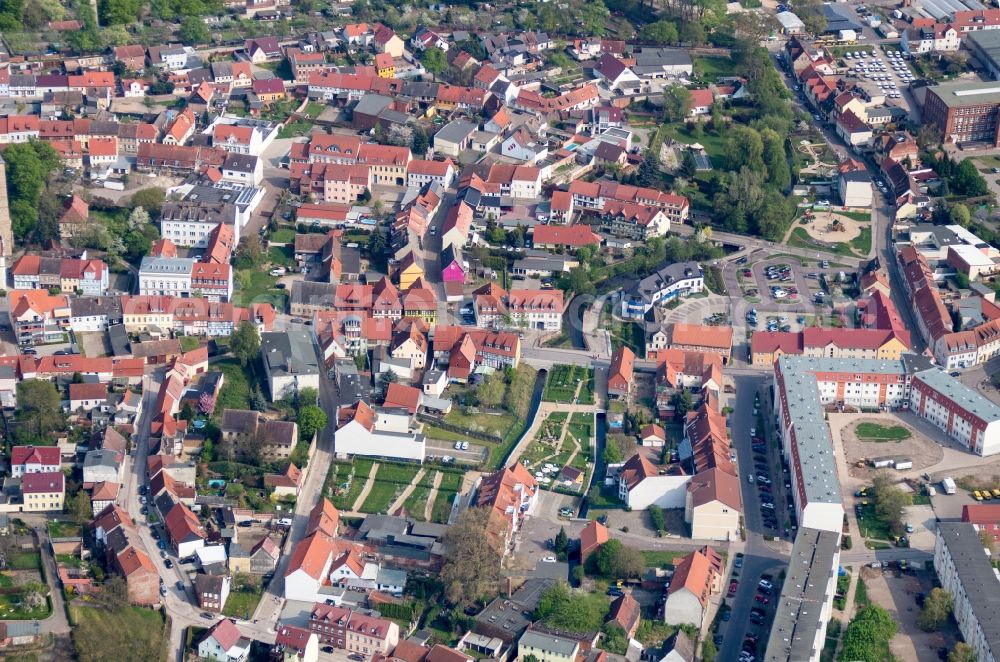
[923,80,1000,146]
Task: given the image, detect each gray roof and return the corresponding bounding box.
[376,567,408,585]
[765,527,840,662]
[84,449,120,469]
[71,296,123,320]
[936,522,1000,658]
[625,261,703,306]
[776,11,805,29]
[223,153,259,173]
[435,120,478,146]
[359,514,410,540]
[354,93,393,117]
[633,48,692,68]
[519,630,579,656]
[139,256,195,275]
[927,79,1000,109]
[969,29,1000,67]
[261,330,319,377]
[291,280,338,307]
[915,368,1000,423]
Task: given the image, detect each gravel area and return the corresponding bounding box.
[839,416,944,479]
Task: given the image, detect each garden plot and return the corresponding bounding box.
[521,411,594,492]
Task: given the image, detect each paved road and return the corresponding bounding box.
[717,373,789,661]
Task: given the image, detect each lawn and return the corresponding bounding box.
[0,573,13,587]
[661,124,727,165]
[232,269,286,309]
[850,226,872,255]
[214,358,256,412]
[268,245,296,268]
[605,315,644,357]
[403,486,431,521]
[437,471,463,492]
[855,422,911,441]
[270,228,296,244]
[543,365,594,404]
[423,425,467,443]
[641,551,682,568]
[56,554,85,568]
[179,336,201,352]
[788,227,858,257]
[0,588,50,620]
[222,582,263,619]
[278,120,313,138]
[431,490,456,524]
[694,55,738,80]
[857,503,893,541]
[304,102,326,118]
[48,520,82,539]
[360,480,401,514]
[7,552,40,571]
[443,409,516,440]
[566,413,593,445]
[374,462,422,485]
[329,458,375,510]
[68,603,165,634]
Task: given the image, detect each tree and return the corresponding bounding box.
[233,234,264,270]
[679,20,705,45]
[601,623,628,654]
[198,392,216,415]
[594,539,645,579]
[949,643,977,662]
[640,20,678,45]
[130,187,165,216]
[760,128,791,191]
[96,576,129,610]
[99,0,142,24]
[662,85,692,124]
[949,203,971,228]
[179,400,195,421]
[554,527,568,554]
[702,638,718,662]
[411,126,429,156]
[648,505,666,533]
[670,390,693,419]
[70,491,92,526]
[917,588,953,632]
[953,159,989,197]
[871,471,912,536]
[298,404,328,441]
[178,16,210,44]
[22,583,46,610]
[250,386,267,412]
[4,141,60,241]
[422,46,447,74]
[127,206,150,231]
[476,370,506,408]
[16,379,65,439]
[636,150,662,188]
[724,125,765,173]
[536,581,610,632]
[440,507,504,603]
[230,320,261,367]
[838,604,897,662]
[367,228,387,257]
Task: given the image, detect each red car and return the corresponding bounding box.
[728,581,739,595]
[755,594,770,604]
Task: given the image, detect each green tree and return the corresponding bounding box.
[594,539,645,579]
[648,505,666,533]
[949,643,977,662]
[679,20,706,45]
[917,588,953,632]
[70,491,92,525]
[367,229,387,257]
[178,16,210,44]
[838,604,897,662]
[554,526,568,554]
[230,320,261,367]
[411,126,429,156]
[636,149,662,188]
[601,623,628,654]
[440,507,504,603]
[4,141,60,241]
[578,0,610,35]
[953,159,989,197]
[640,20,678,45]
[871,471,912,536]
[670,390,693,419]
[662,85,692,124]
[476,369,506,408]
[560,266,596,296]
[760,128,791,191]
[129,187,166,215]
[421,46,447,74]
[98,0,142,25]
[536,581,610,632]
[724,125,765,173]
[949,203,971,228]
[16,380,65,439]
[298,404,328,441]
[233,234,265,270]
[702,638,718,662]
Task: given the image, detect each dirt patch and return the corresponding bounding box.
[863,569,956,662]
[955,473,1000,493]
[838,415,943,479]
[799,210,867,242]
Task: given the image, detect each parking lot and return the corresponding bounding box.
[842,47,915,103]
[744,258,832,310]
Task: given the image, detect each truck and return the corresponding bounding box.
[893,459,913,471]
[942,477,957,495]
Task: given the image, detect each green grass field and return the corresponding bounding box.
[222,583,263,619]
[855,422,911,441]
[232,269,287,309]
[270,228,296,244]
[437,472,463,492]
[403,486,431,521]
[214,359,255,412]
[47,520,82,539]
[443,409,516,439]
[360,481,401,514]
[543,365,594,403]
[694,55,738,80]
[7,552,40,571]
[374,462,421,485]
[431,491,456,524]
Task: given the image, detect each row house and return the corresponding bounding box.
[600,201,670,240]
[136,143,227,174]
[307,70,403,102]
[568,178,690,224]
[11,256,109,295]
[308,604,400,655]
[8,290,70,346]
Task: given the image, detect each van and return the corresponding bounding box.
[277,518,293,527]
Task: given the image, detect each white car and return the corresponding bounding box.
[460,441,469,450]
[541,556,557,563]
[747,474,755,484]
[454,442,462,450]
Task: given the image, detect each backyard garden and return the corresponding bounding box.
[542,365,595,404]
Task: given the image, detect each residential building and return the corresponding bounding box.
[617,453,689,510]
[11,446,60,477]
[475,464,538,554]
[334,400,425,462]
[607,347,635,400]
[261,330,321,400]
[195,573,232,613]
[578,520,609,563]
[934,521,1000,662]
[663,546,723,627]
[923,79,1000,146]
[684,468,742,541]
[764,527,841,662]
[163,501,206,558]
[8,290,71,345]
[619,262,703,319]
[837,158,873,208]
[910,368,1000,456]
[750,328,910,367]
[198,619,251,662]
[220,409,300,461]
[308,604,400,655]
[21,471,65,511]
[274,626,320,662]
[137,256,194,297]
[607,593,641,639]
[668,324,733,363]
[517,630,579,662]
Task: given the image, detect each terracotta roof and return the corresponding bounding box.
[12,445,60,467]
[116,545,156,577]
[578,519,609,561]
[276,625,314,653]
[608,347,635,393]
[203,618,243,652]
[70,382,108,402]
[618,453,656,491]
[607,593,641,636]
[306,497,340,538]
[687,467,742,511]
[532,224,600,247]
[670,323,733,351]
[640,424,666,441]
[91,481,119,501]
[164,502,205,545]
[22,471,64,494]
[285,532,334,580]
[666,545,723,608]
[384,382,422,414]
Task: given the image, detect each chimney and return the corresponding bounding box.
[506,576,513,598]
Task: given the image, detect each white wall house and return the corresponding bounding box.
[138,256,194,297]
[334,403,426,462]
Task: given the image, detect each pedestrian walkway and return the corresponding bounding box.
[350,462,380,512]
[424,471,443,521]
[387,468,427,515]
